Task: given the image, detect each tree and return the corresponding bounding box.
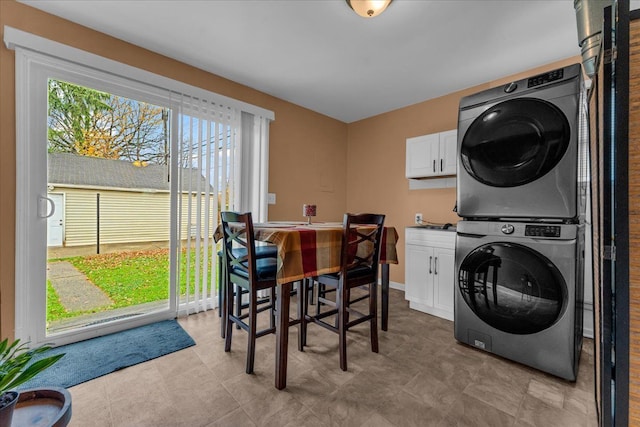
[48,79,169,164]
[47,79,111,154]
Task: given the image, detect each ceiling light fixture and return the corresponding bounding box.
[346,0,393,18]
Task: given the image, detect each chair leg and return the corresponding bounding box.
[220,272,227,339]
[370,282,379,353]
[220,258,229,339]
[299,280,306,351]
[345,288,351,325]
[269,286,276,330]
[218,256,223,318]
[246,290,257,374]
[224,278,234,352]
[235,285,242,329]
[338,282,348,371]
[315,282,322,317]
[308,278,315,305]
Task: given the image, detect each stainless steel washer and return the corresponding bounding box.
[454,220,584,380]
[456,63,586,220]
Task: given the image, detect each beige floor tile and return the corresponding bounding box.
[207,407,257,427]
[526,378,565,408]
[64,289,596,427]
[462,353,536,417]
[439,394,515,427]
[359,413,396,427]
[515,394,591,427]
[375,389,450,427]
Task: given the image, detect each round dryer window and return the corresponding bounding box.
[460,98,571,187]
[458,242,567,335]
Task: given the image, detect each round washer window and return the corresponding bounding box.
[458,242,566,334]
[460,98,570,187]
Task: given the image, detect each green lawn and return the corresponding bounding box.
[47,248,216,323]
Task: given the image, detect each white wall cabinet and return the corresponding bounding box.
[405,129,457,178]
[405,228,456,321]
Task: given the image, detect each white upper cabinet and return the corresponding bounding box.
[439,130,457,175]
[406,129,457,178]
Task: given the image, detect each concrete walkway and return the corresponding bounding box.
[47,261,112,311]
[48,240,170,259]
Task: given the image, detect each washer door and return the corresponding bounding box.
[460,98,571,187]
[458,242,567,334]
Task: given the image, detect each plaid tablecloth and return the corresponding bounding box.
[216,222,398,285]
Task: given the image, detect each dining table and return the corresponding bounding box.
[229,221,399,390]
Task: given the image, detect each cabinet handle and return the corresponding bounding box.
[440,159,443,172]
[434,257,438,275]
[433,160,436,173]
[429,256,433,274]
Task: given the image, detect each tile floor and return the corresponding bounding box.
[67,289,597,426]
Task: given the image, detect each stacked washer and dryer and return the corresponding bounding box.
[454,63,588,381]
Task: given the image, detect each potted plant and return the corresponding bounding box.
[0,338,64,427]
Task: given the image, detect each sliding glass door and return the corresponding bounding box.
[8,29,272,348]
[44,78,176,338]
[15,61,181,346]
[14,50,235,347]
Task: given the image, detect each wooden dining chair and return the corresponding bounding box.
[219,211,278,374]
[217,242,277,338]
[301,213,385,371]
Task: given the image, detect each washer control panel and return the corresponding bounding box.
[527,69,564,88]
[524,224,561,238]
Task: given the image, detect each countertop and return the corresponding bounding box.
[407,224,457,232]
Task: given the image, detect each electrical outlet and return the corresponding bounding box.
[267,193,276,205]
[415,213,423,224]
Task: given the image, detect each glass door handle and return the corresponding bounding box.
[38,196,56,218]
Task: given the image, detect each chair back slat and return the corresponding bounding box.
[220,211,257,286]
[340,213,385,278]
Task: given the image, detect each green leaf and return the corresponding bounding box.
[0,340,64,394]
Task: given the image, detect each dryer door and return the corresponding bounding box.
[460,98,571,187]
[458,242,567,334]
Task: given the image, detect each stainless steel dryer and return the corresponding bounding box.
[456,63,587,220]
[454,220,584,380]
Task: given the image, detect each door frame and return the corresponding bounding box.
[598,2,630,425]
[13,48,178,347]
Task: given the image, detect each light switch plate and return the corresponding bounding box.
[268,193,276,205]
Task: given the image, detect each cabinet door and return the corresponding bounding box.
[405,244,434,306]
[406,134,439,178]
[439,130,457,175]
[433,247,455,318]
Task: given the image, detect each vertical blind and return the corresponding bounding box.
[175,94,240,315]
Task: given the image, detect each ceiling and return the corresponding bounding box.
[21,0,582,123]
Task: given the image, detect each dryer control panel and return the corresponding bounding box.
[524,224,561,238]
[527,69,564,88]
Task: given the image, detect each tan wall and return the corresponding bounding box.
[0,1,348,338]
[345,56,582,284]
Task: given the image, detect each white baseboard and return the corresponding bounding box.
[389,281,404,291]
[583,304,594,339]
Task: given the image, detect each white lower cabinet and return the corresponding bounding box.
[404,228,456,321]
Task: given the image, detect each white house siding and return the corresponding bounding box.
[55,187,216,247]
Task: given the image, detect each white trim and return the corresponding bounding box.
[3,26,275,121]
[389,281,404,291]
